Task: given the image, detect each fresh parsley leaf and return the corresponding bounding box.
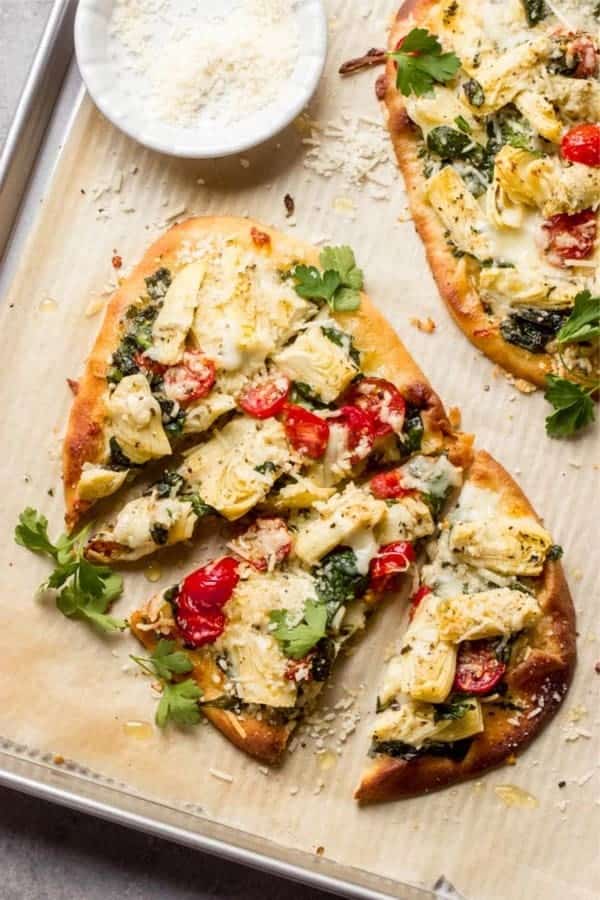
[131,639,194,681]
[155,679,202,728]
[389,28,461,98]
[544,376,595,438]
[556,291,600,346]
[270,600,328,659]
[291,246,364,312]
[14,508,126,633]
[330,286,361,312]
[319,246,364,291]
[292,265,341,303]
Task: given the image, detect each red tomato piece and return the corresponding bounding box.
[345,377,406,438]
[164,351,216,406]
[175,557,239,648]
[238,374,290,419]
[134,352,167,377]
[370,468,413,499]
[284,657,314,683]
[542,210,597,266]
[453,640,507,695]
[408,585,431,621]
[175,609,226,648]
[561,124,600,167]
[369,540,416,593]
[282,403,330,459]
[568,36,599,78]
[329,405,375,463]
[228,518,292,572]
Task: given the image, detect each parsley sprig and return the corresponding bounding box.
[131,639,202,728]
[270,600,328,659]
[388,28,461,97]
[15,508,126,632]
[291,245,364,312]
[544,291,599,438]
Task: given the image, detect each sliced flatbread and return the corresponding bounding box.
[355,449,575,801]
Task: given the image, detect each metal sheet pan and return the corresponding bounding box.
[0,3,433,897]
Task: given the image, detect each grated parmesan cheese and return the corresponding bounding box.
[108,0,300,130]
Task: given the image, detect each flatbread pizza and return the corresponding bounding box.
[50,217,574,797]
[379,0,599,396]
[356,449,574,801]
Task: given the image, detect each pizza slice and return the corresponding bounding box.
[63,218,321,530]
[379,0,598,419]
[130,449,468,763]
[355,450,575,801]
[82,219,471,563]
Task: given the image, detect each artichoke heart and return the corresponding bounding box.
[108,374,171,465]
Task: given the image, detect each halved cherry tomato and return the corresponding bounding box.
[164,350,216,406]
[561,124,600,167]
[408,585,431,621]
[175,557,239,648]
[542,210,597,265]
[134,352,167,377]
[282,403,330,459]
[228,517,292,572]
[345,377,406,438]
[369,540,416,593]
[453,639,506,695]
[370,468,413,499]
[238,374,290,419]
[329,405,375,463]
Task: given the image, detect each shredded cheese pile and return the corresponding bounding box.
[108,0,300,129]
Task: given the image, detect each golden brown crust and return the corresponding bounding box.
[382,1,552,387]
[63,215,472,531]
[129,610,293,765]
[355,449,576,802]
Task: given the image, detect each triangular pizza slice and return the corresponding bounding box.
[355,450,575,801]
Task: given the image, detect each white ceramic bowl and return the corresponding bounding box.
[75,0,328,159]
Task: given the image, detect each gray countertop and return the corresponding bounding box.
[0,3,329,896]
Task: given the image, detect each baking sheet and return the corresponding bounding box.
[0,1,598,898]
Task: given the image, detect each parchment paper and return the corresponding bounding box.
[0,2,598,898]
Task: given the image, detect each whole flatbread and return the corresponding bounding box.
[355,449,576,802]
[380,0,553,386]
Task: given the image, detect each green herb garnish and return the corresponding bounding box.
[131,640,201,729]
[270,600,328,659]
[556,291,600,346]
[388,28,461,97]
[544,376,596,439]
[291,245,364,312]
[15,508,126,632]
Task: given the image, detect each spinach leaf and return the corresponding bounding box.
[399,406,423,455]
[150,524,169,546]
[321,326,361,366]
[521,0,547,25]
[427,126,474,159]
[255,460,278,475]
[371,738,473,762]
[314,548,369,622]
[108,437,138,471]
[145,267,172,301]
[500,307,568,354]
[463,78,485,107]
